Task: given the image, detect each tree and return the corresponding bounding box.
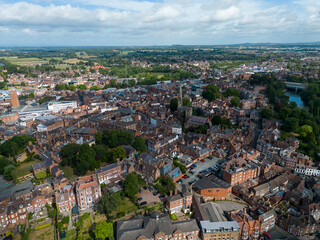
[202,84,220,102]
[0,155,11,174]
[133,137,147,153]
[183,98,192,107]
[224,88,240,97]
[299,125,313,138]
[94,221,113,240]
[3,165,16,181]
[170,98,178,112]
[28,92,35,99]
[212,115,222,125]
[98,192,119,216]
[230,97,240,107]
[35,170,46,180]
[260,108,274,119]
[61,216,70,224]
[283,117,299,132]
[123,172,140,199]
[108,146,126,162]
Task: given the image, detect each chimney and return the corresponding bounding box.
[117,158,120,165]
[175,189,178,195]
[170,190,172,196]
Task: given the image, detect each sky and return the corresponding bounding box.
[0,0,319,46]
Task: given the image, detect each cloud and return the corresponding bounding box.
[0,0,319,46]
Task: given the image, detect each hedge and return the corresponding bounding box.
[35,223,50,231]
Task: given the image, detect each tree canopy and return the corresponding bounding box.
[98,191,119,217]
[202,84,220,102]
[133,137,147,153]
[94,221,114,240]
[123,172,145,200]
[230,97,240,107]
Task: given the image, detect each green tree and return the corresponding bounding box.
[94,221,114,240]
[35,170,46,180]
[68,84,76,91]
[299,125,313,138]
[202,84,220,102]
[133,137,147,153]
[76,84,87,90]
[28,92,35,99]
[108,146,126,162]
[170,98,178,112]
[98,192,119,217]
[260,108,274,119]
[123,172,140,199]
[283,117,299,132]
[0,155,11,174]
[90,85,101,91]
[183,98,192,107]
[230,97,240,107]
[3,165,16,181]
[224,88,240,97]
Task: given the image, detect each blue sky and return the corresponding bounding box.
[0,0,319,46]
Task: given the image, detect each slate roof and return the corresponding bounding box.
[116,211,199,240]
[193,174,230,190]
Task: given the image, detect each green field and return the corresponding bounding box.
[112,196,138,216]
[29,225,54,240]
[2,57,49,66]
[16,159,41,178]
[61,166,74,180]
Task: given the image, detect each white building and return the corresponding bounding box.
[47,101,77,113]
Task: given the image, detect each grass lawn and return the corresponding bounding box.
[54,64,69,70]
[112,197,138,216]
[61,166,74,180]
[13,234,21,240]
[64,58,87,64]
[16,159,41,178]
[29,225,54,240]
[94,214,107,223]
[3,57,49,66]
[64,229,77,240]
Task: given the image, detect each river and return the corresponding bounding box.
[285,91,305,109]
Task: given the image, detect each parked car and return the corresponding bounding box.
[140,201,147,206]
[200,159,205,162]
[190,170,195,174]
[192,164,197,168]
[139,188,142,193]
[137,197,142,201]
[263,233,271,239]
[177,179,183,184]
[143,186,147,190]
[183,175,189,179]
[153,191,159,196]
[159,194,165,198]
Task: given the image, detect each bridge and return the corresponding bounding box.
[285,82,308,91]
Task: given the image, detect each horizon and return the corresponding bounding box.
[0,0,319,46]
[1,41,320,48]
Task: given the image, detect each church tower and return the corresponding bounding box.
[178,85,183,109]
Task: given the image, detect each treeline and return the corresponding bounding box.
[0,135,35,158]
[61,129,146,175]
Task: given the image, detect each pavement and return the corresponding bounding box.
[215,200,247,212]
[268,226,299,240]
[138,188,161,204]
[0,175,34,199]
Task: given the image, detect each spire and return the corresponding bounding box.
[178,85,183,109]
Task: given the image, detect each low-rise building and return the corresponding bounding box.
[200,221,240,240]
